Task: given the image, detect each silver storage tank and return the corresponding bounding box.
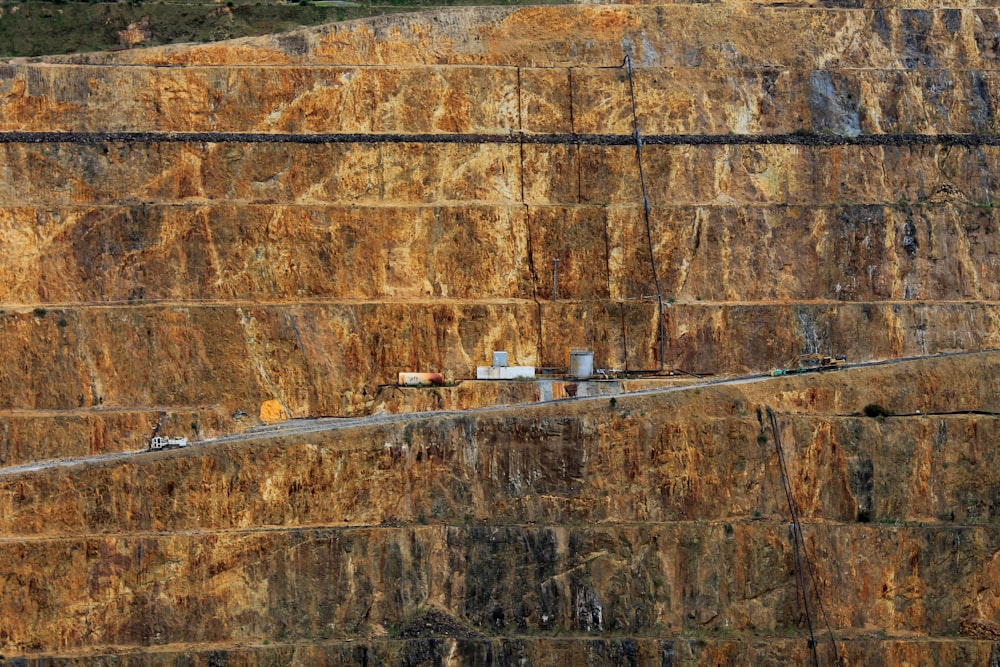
[569,349,594,379]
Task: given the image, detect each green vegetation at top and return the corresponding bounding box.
[0,0,553,58]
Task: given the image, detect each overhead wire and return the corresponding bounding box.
[623,54,666,371]
[766,407,843,665]
[767,406,821,666]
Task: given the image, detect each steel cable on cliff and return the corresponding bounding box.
[772,409,844,666]
[623,54,665,371]
[7,131,1000,147]
[766,406,821,666]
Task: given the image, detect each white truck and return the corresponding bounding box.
[149,436,188,451]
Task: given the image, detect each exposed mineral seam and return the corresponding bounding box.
[3,131,1000,146]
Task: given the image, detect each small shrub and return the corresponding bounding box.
[33,307,48,318]
[863,403,891,418]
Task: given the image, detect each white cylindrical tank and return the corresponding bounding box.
[569,349,594,379]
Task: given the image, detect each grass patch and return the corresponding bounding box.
[0,0,564,57]
[0,2,341,56]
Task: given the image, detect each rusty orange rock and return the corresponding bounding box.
[2,3,1000,664]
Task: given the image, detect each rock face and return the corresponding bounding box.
[1,1,1000,665]
[2,356,1000,664]
[4,9,1000,416]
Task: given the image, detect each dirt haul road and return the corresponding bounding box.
[0,348,996,479]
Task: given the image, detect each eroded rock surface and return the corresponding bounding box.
[2,1,1000,664]
[1,357,1000,663]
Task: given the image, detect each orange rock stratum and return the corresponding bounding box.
[1,2,999,665]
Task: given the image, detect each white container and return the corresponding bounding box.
[569,349,594,379]
[477,365,536,380]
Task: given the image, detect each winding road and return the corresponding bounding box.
[1,347,996,479]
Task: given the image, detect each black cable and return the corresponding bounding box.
[769,407,843,665]
[5,130,1000,147]
[623,54,665,371]
[802,548,843,666]
[767,407,820,666]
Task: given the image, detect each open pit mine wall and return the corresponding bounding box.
[1,356,999,662]
[1,6,1000,666]
[3,6,1000,427]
